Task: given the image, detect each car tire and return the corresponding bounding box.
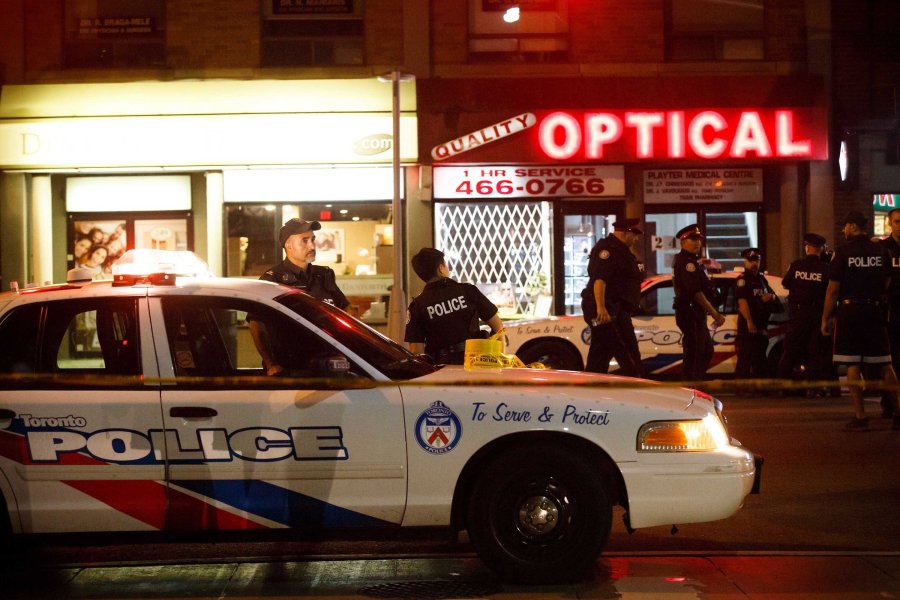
[465,443,612,584]
[517,340,583,371]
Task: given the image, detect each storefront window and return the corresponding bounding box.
[468,0,569,63]
[225,201,393,330]
[561,213,614,315]
[435,201,552,319]
[261,0,364,66]
[666,0,764,61]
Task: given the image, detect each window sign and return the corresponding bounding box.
[873,193,899,211]
[643,169,762,204]
[434,165,625,198]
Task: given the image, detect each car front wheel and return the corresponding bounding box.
[465,444,612,584]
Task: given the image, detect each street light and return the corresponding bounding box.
[377,70,415,344]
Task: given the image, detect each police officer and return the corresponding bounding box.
[735,247,779,380]
[582,218,645,376]
[673,224,726,381]
[879,207,900,418]
[821,211,900,431]
[251,218,349,375]
[405,248,504,364]
[776,233,830,388]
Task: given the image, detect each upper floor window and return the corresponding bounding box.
[261,0,364,67]
[468,0,568,63]
[64,0,166,68]
[667,0,765,61]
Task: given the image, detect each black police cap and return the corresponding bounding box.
[411,247,445,282]
[676,224,704,240]
[843,210,868,229]
[613,218,643,235]
[741,247,762,261]
[803,232,826,247]
[279,219,321,248]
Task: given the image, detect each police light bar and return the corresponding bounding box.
[111,249,213,285]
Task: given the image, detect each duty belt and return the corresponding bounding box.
[841,298,880,305]
[434,341,467,355]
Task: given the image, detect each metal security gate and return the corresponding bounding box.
[434,201,552,314]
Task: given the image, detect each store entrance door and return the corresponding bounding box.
[555,201,621,316]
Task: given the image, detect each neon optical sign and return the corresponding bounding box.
[535,109,827,162]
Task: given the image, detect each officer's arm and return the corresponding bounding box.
[693,291,726,327]
[594,279,611,324]
[737,298,756,333]
[821,280,840,335]
[248,320,283,376]
[409,342,425,354]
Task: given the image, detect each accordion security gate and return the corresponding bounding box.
[434,201,552,314]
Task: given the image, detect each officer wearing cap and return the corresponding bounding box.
[821,210,900,431]
[405,248,504,364]
[735,247,780,380]
[673,224,726,380]
[879,207,900,418]
[251,218,349,375]
[581,218,645,376]
[776,233,831,388]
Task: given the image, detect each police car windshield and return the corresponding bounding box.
[276,291,437,380]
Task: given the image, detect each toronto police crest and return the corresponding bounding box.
[415,401,462,455]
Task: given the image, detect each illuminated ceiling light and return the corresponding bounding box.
[352,216,360,221]
[264,204,276,212]
[339,209,349,214]
[503,6,520,23]
[839,140,849,182]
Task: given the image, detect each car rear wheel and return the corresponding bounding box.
[517,340,583,371]
[465,444,612,584]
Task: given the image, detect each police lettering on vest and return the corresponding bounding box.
[426,295,469,319]
[847,256,882,268]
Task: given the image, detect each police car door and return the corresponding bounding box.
[632,279,685,376]
[0,292,167,534]
[150,293,406,532]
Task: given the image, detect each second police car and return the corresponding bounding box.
[507,272,788,376]
[0,251,759,584]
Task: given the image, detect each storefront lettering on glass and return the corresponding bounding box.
[272,0,354,15]
[643,169,763,204]
[77,17,154,36]
[536,109,827,162]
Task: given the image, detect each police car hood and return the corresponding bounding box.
[413,365,711,413]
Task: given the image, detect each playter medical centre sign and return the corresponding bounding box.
[431,107,827,163]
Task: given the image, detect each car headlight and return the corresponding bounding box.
[637,414,730,452]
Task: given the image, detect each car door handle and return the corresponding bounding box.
[0,408,15,419]
[169,407,218,419]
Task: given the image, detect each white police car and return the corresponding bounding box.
[508,272,788,376]
[0,252,758,583]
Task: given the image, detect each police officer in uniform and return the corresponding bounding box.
[735,247,779,380]
[251,218,349,375]
[405,248,504,364]
[673,224,726,381]
[776,233,830,387]
[821,211,900,431]
[582,218,645,376]
[879,207,900,418]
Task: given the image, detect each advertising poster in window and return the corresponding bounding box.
[316,227,345,264]
[71,220,127,278]
[134,218,189,251]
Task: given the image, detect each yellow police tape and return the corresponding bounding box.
[463,329,546,371]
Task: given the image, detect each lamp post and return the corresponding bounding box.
[378,70,414,343]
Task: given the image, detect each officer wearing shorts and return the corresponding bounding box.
[821,211,900,431]
[777,233,832,390]
[405,248,504,364]
[735,247,779,379]
[582,218,645,377]
[673,224,726,380]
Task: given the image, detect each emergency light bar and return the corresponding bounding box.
[111,249,213,286]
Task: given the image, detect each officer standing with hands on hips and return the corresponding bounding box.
[735,247,780,379]
[673,224,726,381]
[776,233,831,387]
[820,210,900,431]
[250,218,350,375]
[582,218,645,377]
[405,248,504,365]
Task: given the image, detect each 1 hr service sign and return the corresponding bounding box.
[433,165,626,199]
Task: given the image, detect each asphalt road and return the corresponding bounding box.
[3,391,897,566]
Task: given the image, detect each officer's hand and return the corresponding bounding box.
[712,312,726,328]
[761,293,773,302]
[820,321,830,337]
[748,324,758,334]
[596,306,611,325]
[265,362,285,376]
